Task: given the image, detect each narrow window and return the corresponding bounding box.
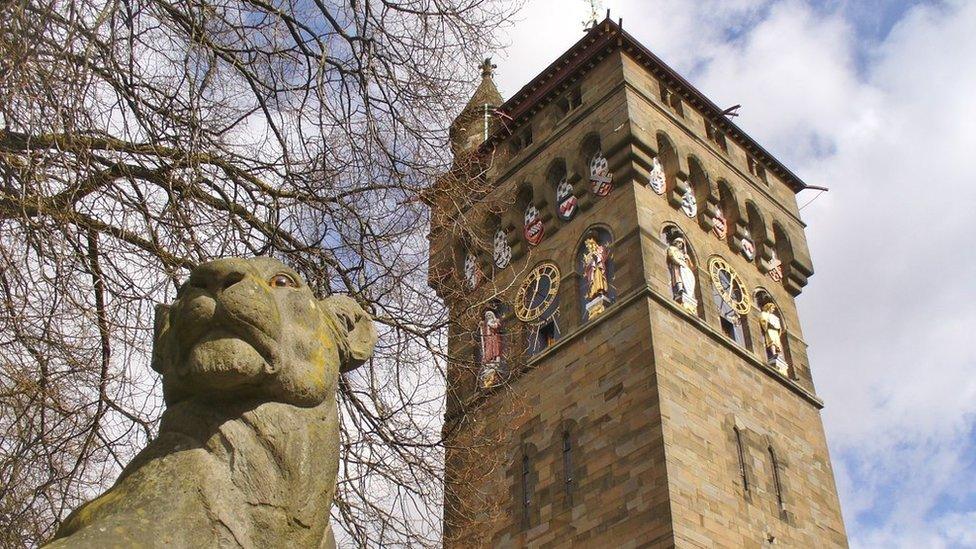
[509,127,533,154]
[659,82,684,117]
[659,81,671,104]
[509,136,522,155]
[705,122,728,152]
[569,86,583,110]
[562,430,574,499]
[768,445,786,517]
[556,87,583,118]
[521,453,532,527]
[734,427,749,494]
[529,317,560,354]
[748,156,768,184]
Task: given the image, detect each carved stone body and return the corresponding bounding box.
[46,257,377,548]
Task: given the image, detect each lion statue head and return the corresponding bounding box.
[151,256,376,407]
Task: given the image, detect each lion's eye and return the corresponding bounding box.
[269,273,298,288]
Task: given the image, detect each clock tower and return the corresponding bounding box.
[428,18,848,548]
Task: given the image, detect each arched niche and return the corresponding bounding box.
[489,213,512,270]
[708,254,751,348]
[516,184,545,247]
[580,132,602,162]
[519,261,562,356]
[745,201,768,267]
[455,233,484,292]
[754,289,791,377]
[717,179,741,245]
[656,131,680,197]
[662,224,703,318]
[547,158,577,222]
[580,133,613,197]
[772,222,795,284]
[475,299,509,390]
[576,226,616,323]
[686,156,712,223]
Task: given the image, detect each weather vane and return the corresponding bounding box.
[583,0,602,29]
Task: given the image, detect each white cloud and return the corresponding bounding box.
[496,0,976,545]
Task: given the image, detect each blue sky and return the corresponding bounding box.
[494,1,976,546]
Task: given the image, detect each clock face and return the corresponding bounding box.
[514,262,561,322]
[708,256,752,315]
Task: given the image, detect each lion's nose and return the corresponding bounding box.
[188,258,252,294]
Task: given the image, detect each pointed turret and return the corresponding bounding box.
[449,58,504,156]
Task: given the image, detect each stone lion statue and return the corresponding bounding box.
[46,257,377,548]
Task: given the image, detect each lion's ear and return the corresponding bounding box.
[150,304,172,374]
[321,295,377,372]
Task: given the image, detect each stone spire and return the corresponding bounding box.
[449,58,505,156]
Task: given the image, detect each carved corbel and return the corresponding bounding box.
[700,199,718,232]
[669,174,691,210]
[730,219,749,254]
[783,259,811,296]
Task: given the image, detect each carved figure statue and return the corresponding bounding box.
[478,309,503,388]
[46,257,377,549]
[666,236,698,314]
[582,236,611,318]
[582,237,610,300]
[760,302,787,374]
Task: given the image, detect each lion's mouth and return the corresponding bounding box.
[182,322,280,378]
[222,320,280,373]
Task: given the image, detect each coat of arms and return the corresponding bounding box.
[493,229,511,269]
[523,205,544,246]
[649,156,666,195]
[713,207,728,239]
[768,251,783,282]
[555,178,578,221]
[741,234,756,261]
[463,253,481,289]
[589,152,613,197]
[680,188,697,218]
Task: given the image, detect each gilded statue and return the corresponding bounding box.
[46,257,377,548]
[582,236,611,318]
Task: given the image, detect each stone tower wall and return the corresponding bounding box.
[438,36,846,547]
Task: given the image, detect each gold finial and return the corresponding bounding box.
[480,57,497,78]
